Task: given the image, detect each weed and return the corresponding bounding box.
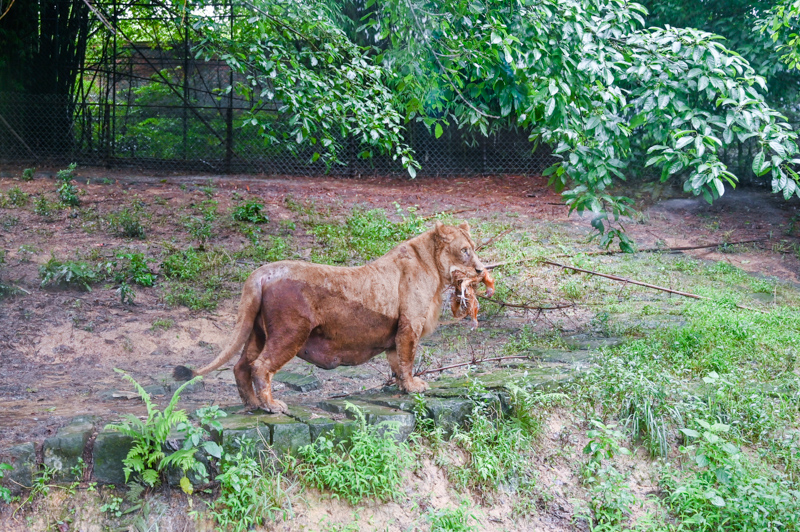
[310,204,425,264]
[0,463,13,503]
[108,208,147,239]
[34,195,58,218]
[104,370,204,491]
[115,252,156,287]
[1,215,18,230]
[559,278,584,300]
[296,403,412,504]
[661,419,800,531]
[234,236,290,265]
[427,504,477,532]
[209,441,287,531]
[151,318,174,331]
[185,216,212,247]
[163,282,221,311]
[21,168,35,181]
[232,200,270,224]
[39,257,98,291]
[56,163,80,206]
[161,247,202,281]
[17,465,56,511]
[2,186,29,207]
[444,381,542,494]
[580,421,636,529]
[199,180,215,197]
[118,281,136,304]
[100,495,124,518]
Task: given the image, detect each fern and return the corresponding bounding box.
[105,370,201,489]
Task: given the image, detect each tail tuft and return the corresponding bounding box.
[173,365,195,381]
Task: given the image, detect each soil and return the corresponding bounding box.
[0,167,799,530]
[1,169,799,451]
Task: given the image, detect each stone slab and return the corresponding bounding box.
[317,399,415,441]
[274,371,321,392]
[286,406,355,443]
[0,442,37,493]
[43,417,94,482]
[214,409,310,455]
[92,431,134,486]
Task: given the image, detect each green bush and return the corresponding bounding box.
[39,257,98,291]
[232,200,270,224]
[21,168,35,181]
[210,442,286,531]
[296,403,412,504]
[56,163,80,207]
[108,208,147,239]
[161,248,202,281]
[116,252,156,286]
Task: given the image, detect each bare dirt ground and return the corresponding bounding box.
[1,168,799,454]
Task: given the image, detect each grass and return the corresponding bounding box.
[302,203,426,264]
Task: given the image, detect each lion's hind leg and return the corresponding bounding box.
[251,317,313,414]
[234,317,266,410]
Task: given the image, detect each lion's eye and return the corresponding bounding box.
[461,248,469,254]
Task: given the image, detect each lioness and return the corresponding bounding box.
[174,221,487,414]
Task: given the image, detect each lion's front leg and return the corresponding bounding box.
[394,315,428,394]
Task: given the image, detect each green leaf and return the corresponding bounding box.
[434,123,443,139]
[752,151,765,175]
[180,476,193,495]
[202,441,223,459]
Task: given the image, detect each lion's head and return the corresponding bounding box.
[433,220,486,282]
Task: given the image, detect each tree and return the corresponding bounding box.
[357,0,799,247]
[0,0,92,155]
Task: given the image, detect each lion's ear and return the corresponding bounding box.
[434,220,454,242]
[458,221,471,235]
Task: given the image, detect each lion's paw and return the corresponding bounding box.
[260,399,289,415]
[400,377,428,394]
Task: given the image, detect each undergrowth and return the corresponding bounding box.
[295,403,412,504]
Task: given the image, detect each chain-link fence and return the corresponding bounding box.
[0,92,554,176]
[0,0,555,177]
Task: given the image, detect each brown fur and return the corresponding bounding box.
[173,221,487,413]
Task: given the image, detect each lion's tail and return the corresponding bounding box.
[173,276,263,381]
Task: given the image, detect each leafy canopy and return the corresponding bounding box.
[113,0,800,246]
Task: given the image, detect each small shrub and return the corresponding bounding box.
[39,257,98,291]
[5,186,29,207]
[108,208,146,239]
[232,200,270,224]
[56,163,80,207]
[296,403,412,504]
[210,442,286,531]
[161,248,202,281]
[116,252,156,286]
[34,195,58,218]
[21,167,35,181]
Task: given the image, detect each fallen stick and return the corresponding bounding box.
[476,228,513,252]
[542,260,767,313]
[558,238,767,257]
[328,355,534,398]
[478,295,574,311]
